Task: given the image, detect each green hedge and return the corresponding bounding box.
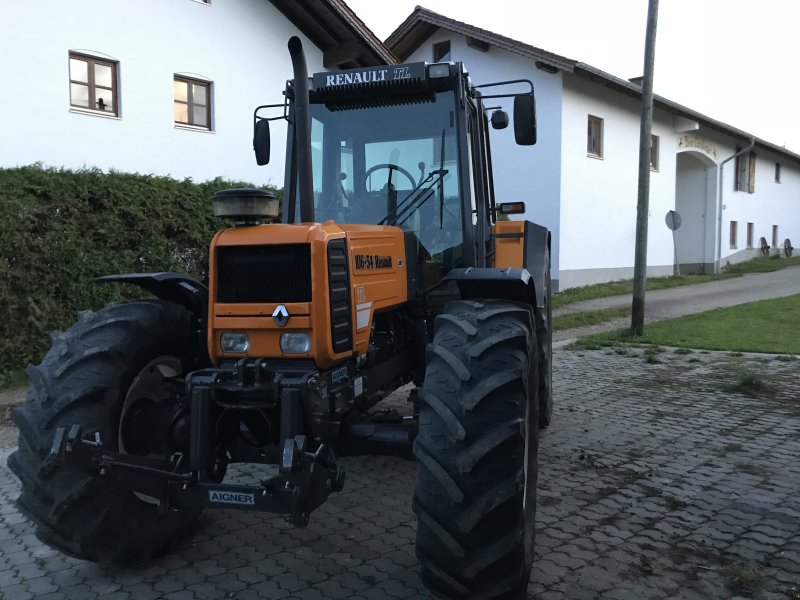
[0,165,281,378]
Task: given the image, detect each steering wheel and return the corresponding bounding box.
[364,163,417,191]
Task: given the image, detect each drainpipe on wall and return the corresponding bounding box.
[715,136,755,273]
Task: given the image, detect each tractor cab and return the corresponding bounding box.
[254,59,536,289]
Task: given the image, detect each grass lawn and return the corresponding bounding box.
[553,307,628,332]
[553,255,800,309]
[572,294,800,354]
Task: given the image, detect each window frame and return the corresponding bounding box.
[746,222,754,249]
[650,134,659,171]
[729,220,738,249]
[587,115,603,158]
[68,52,119,116]
[775,162,781,183]
[174,76,212,130]
[735,150,756,193]
[432,40,451,63]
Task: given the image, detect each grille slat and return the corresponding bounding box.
[327,239,352,353]
[217,245,311,303]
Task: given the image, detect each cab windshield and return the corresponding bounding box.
[309,92,465,273]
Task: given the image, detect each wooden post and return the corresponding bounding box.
[631,0,660,336]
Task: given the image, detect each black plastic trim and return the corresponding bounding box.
[96,272,208,315]
[327,238,353,353]
[443,267,535,304]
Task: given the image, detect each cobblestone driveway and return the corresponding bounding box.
[1,346,799,599]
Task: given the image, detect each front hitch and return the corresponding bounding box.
[280,435,346,526]
[47,425,345,524]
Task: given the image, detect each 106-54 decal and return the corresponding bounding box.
[354,254,392,270]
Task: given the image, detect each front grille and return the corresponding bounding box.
[216,244,311,303]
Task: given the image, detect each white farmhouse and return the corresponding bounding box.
[387,8,800,290]
[0,0,394,187]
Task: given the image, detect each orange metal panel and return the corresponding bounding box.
[214,303,311,317]
[340,225,408,358]
[492,221,525,269]
[208,222,408,370]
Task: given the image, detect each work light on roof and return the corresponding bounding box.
[427,63,451,79]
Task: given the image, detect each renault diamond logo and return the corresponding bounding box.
[272,305,289,327]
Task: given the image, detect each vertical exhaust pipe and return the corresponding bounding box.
[288,36,314,223]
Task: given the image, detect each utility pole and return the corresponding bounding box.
[631,0,660,336]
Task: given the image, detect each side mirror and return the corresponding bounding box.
[254,119,270,165]
[514,94,537,146]
[490,110,509,130]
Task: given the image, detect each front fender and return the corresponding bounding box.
[96,272,208,317]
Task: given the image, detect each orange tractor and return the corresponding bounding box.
[10,37,552,599]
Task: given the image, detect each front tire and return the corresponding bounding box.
[8,300,203,562]
[414,299,538,599]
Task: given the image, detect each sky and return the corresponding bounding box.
[345,0,800,153]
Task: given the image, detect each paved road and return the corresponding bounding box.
[552,266,800,342]
[555,266,800,320]
[1,347,799,599]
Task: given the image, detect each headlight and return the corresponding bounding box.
[220,332,249,353]
[280,332,311,354]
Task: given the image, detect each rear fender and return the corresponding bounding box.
[443,267,536,307]
[484,221,550,309]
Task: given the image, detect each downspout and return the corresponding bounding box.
[715,136,754,273]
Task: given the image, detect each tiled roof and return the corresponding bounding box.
[270,0,397,68]
[386,5,800,163]
[386,6,575,72]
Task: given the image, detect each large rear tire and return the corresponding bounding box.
[414,299,538,599]
[8,300,203,562]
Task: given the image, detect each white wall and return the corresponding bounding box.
[402,30,565,277]
[720,147,800,263]
[0,0,324,186]
[559,75,679,287]
[558,74,800,288]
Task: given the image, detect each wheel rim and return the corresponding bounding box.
[119,355,181,453]
[119,355,181,505]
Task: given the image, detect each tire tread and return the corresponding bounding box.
[414,299,538,599]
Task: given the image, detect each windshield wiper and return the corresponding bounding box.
[378,168,448,227]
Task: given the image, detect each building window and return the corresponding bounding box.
[69,53,118,115]
[729,221,737,249]
[735,150,756,193]
[587,115,603,158]
[174,76,211,129]
[772,225,779,249]
[433,40,451,62]
[746,222,754,249]
[650,134,659,171]
[775,162,781,183]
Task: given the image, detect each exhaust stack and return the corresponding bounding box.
[288,36,314,223]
